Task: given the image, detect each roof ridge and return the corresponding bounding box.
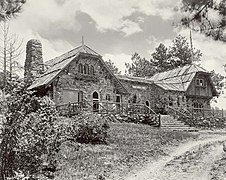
[45,45,82,65]
[45,44,100,67]
[84,44,101,56]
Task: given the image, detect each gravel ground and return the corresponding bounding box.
[125,133,226,180]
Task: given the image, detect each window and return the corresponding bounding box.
[90,65,95,75]
[196,78,205,87]
[168,95,173,106]
[132,94,137,103]
[177,96,180,106]
[84,64,89,74]
[78,91,83,103]
[106,94,111,101]
[78,63,83,73]
[193,102,204,109]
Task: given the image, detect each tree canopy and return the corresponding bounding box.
[126,34,202,77]
[125,53,155,77]
[105,59,121,74]
[179,0,226,42]
[0,0,26,21]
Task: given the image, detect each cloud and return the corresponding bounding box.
[177,29,226,74]
[120,20,143,36]
[103,53,132,74]
[80,0,179,36]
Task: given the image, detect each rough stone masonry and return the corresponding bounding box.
[24,39,44,83]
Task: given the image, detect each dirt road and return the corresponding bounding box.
[125,134,226,180]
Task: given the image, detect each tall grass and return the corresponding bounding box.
[55,122,197,180]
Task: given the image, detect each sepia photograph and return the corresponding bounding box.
[0,0,226,179]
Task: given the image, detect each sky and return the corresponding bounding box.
[3,0,226,108]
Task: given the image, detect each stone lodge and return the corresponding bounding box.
[26,39,218,115]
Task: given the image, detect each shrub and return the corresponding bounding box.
[0,81,61,180]
[178,116,226,129]
[69,112,110,144]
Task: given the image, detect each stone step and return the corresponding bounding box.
[161,125,195,128]
[161,126,195,129]
[159,115,198,131]
[161,124,190,128]
[161,128,198,132]
[161,121,188,125]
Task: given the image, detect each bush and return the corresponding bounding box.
[0,81,61,180]
[69,112,110,144]
[178,116,226,129]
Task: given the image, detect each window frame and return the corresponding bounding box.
[106,94,111,101]
[90,65,95,75]
[196,78,205,87]
[84,64,89,74]
[78,63,83,73]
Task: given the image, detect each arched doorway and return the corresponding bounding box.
[132,94,137,103]
[93,91,99,112]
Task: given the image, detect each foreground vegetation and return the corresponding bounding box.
[55,122,198,180]
[179,116,226,129]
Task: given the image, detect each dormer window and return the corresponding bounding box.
[196,78,205,87]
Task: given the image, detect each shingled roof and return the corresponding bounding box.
[28,44,128,94]
[150,64,215,93]
[116,74,153,85]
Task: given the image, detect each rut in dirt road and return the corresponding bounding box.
[125,136,226,180]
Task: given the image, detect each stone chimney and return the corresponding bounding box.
[24,39,44,83]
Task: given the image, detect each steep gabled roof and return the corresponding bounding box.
[150,64,211,92]
[28,45,128,94]
[45,45,100,67]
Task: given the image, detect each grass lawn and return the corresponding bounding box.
[55,122,198,180]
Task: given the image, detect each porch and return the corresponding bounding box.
[56,100,160,126]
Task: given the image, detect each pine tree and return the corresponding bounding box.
[169,35,202,68]
[151,43,171,72]
[105,59,121,74]
[125,53,156,77]
[0,0,26,21]
[179,0,226,41]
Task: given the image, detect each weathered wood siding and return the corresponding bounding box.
[186,73,213,98]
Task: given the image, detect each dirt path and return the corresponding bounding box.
[125,134,226,180]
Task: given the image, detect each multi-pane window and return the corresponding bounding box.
[78,63,83,73]
[193,102,204,109]
[84,64,89,74]
[196,78,205,86]
[78,63,95,75]
[106,94,111,101]
[78,91,83,103]
[90,65,95,75]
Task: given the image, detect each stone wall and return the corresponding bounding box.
[24,39,44,83]
[119,79,187,112]
[119,80,164,110]
[52,56,123,108]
